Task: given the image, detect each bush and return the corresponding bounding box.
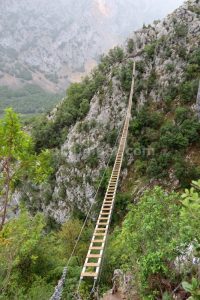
[104,129,118,146]
[127,38,135,53]
[160,122,189,150]
[174,156,200,187]
[144,42,157,59]
[180,118,200,143]
[179,80,199,103]
[114,187,180,297]
[163,85,178,105]
[175,107,190,124]
[147,153,172,178]
[185,64,200,80]
[136,61,146,75]
[166,63,175,72]
[119,61,133,92]
[86,150,99,168]
[174,23,188,37]
[147,70,157,93]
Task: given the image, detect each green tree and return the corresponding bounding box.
[0,209,64,299]
[127,38,135,53]
[0,108,52,229]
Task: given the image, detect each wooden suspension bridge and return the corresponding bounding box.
[80,61,136,280]
[50,61,136,300]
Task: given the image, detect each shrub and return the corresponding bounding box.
[163,85,178,105]
[179,80,199,103]
[108,47,124,64]
[147,153,172,178]
[185,64,200,80]
[119,61,133,92]
[104,129,118,146]
[177,46,187,60]
[127,38,135,53]
[144,42,157,60]
[173,157,200,187]
[174,23,188,37]
[180,118,200,143]
[79,99,90,117]
[136,61,146,75]
[160,123,189,150]
[189,49,200,65]
[166,63,175,72]
[175,107,190,124]
[116,187,180,297]
[86,150,99,168]
[147,70,157,93]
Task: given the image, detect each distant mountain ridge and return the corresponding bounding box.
[0,0,183,115]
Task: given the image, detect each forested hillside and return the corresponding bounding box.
[0,0,200,299]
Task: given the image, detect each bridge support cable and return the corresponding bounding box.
[80,61,136,281]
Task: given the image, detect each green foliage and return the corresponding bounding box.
[104,129,118,146]
[109,187,180,297]
[0,210,58,298]
[188,4,200,15]
[166,63,175,72]
[163,85,178,105]
[127,38,135,53]
[174,23,188,37]
[179,80,199,103]
[128,103,200,183]
[0,210,93,299]
[86,150,99,168]
[173,157,200,187]
[107,47,124,64]
[181,180,200,244]
[160,122,189,150]
[118,61,133,92]
[0,108,52,228]
[175,107,190,124]
[0,84,62,116]
[106,182,200,298]
[144,42,157,60]
[182,278,200,300]
[147,70,157,93]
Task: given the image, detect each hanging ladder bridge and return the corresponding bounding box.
[80,61,136,280]
[50,61,136,300]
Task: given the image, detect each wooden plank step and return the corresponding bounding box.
[98,217,109,220]
[97,222,108,225]
[87,254,101,258]
[95,228,106,231]
[81,272,97,277]
[89,246,103,250]
[93,233,105,236]
[85,263,100,267]
[92,239,104,243]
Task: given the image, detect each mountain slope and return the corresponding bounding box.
[24,0,200,223]
[0,0,184,115]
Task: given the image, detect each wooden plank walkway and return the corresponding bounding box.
[80,61,136,280]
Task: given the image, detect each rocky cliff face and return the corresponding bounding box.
[0,0,183,93]
[21,0,200,223]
